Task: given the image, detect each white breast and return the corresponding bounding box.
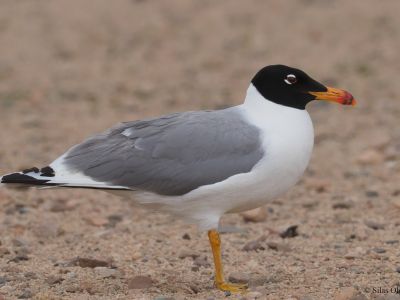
[229,84,315,210]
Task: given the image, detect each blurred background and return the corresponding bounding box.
[0,1,399,299]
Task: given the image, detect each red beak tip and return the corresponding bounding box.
[343,91,356,106]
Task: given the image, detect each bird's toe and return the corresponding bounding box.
[216,282,248,295]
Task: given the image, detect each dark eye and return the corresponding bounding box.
[284,74,297,85]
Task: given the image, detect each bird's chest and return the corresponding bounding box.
[225,108,314,212]
[258,116,314,189]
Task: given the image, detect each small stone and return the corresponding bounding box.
[393,190,400,197]
[365,190,379,198]
[9,253,29,263]
[350,266,364,274]
[18,289,33,299]
[178,250,200,259]
[242,240,265,251]
[65,272,77,279]
[0,277,6,287]
[385,240,399,245]
[345,234,356,242]
[94,267,117,278]
[191,266,199,272]
[15,204,29,214]
[189,283,200,294]
[240,207,267,223]
[396,267,400,273]
[344,247,364,259]
[249,276,268,287]
[356,149,383,165]
[49,199,77,212]
[0,247,10,257]
[344,253,357,260]
[65,284,79,293]
[193,256,210,268]
[228,272,250,284]
[84,216,109,227]
[372,247,386,254]
[299,296,314,300]
[107,214,123,227]
[45,275,64,285]
[365,220,385,230]
[24,272,37,279]
[332,202,353,209]
[305,178,330,193]
[302,200,319,209]
[127,275,153,289]
[67,257,111,268]
[280,225,299,238]
[267,242,291,252]
[182,233,191,240]
[218,226,246,233]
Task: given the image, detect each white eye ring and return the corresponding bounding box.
[284,74,297,85]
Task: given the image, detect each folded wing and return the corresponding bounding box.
[56,108,264,196]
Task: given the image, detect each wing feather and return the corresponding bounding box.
[61,107,264,196]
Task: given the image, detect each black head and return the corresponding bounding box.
[251,65,356,109]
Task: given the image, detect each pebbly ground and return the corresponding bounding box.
[0,1,399,299]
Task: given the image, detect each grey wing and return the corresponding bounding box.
[63,108,264,196]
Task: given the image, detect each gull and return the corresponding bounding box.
[1,65,356,294]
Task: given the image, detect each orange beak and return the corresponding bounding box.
[309,87,357,106]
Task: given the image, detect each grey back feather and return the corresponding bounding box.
[64,107,264,196]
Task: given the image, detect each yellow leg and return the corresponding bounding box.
[208,229,248,294]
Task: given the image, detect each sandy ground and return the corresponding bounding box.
[0,1,400,299]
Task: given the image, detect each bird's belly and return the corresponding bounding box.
[196,150,311,214]
[224,148,311,213]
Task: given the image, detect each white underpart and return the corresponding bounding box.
[118,84,314,230]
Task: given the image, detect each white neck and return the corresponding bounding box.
[244,84,270,106]
[241,84,307,124]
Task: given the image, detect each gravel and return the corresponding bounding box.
[0,1,399,299]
